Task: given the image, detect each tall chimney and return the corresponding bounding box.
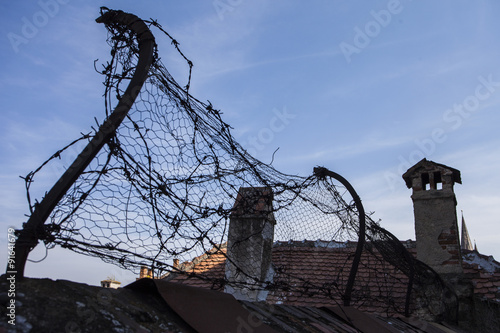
[403,158,463,275]
[224,187,275,301]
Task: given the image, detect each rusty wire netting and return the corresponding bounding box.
[17,8,454,317]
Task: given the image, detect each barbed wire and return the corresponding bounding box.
[19,8,454,317]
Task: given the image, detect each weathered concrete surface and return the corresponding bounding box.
[225,187,275,302]
[412,190,463,274]
[0,275,193,333]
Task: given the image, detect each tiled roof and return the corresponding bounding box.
[166,241,414,315]
[167,244,228,290]
[165,240,500,316]
[462,249,500,302]
[268,243,415,315]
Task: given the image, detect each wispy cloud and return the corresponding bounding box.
[288,132,412,164]
[203,48,342,78]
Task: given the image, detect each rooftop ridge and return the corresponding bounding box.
[272,239,416,249]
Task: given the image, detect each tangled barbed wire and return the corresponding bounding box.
[18,8,455,317]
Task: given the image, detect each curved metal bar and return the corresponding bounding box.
[313,166,366,306]
[9,9,155,279]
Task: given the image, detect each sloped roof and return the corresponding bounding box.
[126,278,464,333]
[1,271,466,332]
[267,243,413,315]
[463,249,500,302]
[166,240,417,316]
[166,240,500,314]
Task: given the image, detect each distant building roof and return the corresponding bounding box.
[100,279,121,289]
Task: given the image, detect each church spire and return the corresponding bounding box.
[461,211,473,251]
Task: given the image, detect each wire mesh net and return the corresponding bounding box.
[19,8,455,317]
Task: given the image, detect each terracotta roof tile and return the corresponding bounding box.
[461,250,500,301]
[166,241,500,315]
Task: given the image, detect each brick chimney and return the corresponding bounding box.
[224,187,275,301]
[139,266,152,279]
[403,158,463,275]
[403,159,476,328]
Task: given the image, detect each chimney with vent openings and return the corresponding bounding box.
[403,158,463,275]
[224,187,275,301]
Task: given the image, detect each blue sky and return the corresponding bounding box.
[1,0,499,286]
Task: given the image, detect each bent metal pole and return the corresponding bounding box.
[313,166,367,306]
[9,9,155,280]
